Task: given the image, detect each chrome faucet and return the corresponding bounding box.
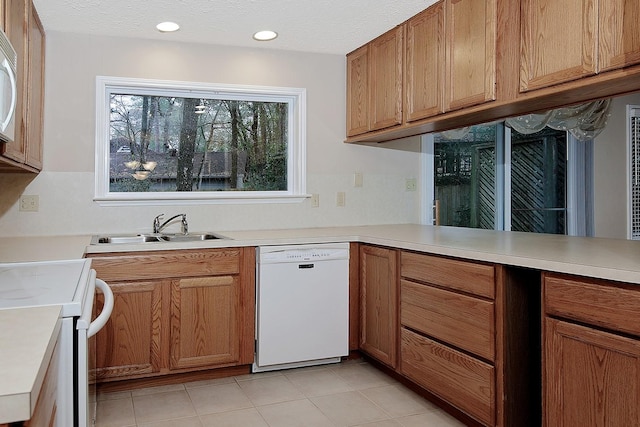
[153,213,188,235]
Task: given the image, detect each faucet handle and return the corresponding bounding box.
[153,213,165,233]
[181,214,188,235]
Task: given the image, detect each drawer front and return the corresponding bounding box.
[89,248,241,281]
[401,252,495,299]
[400,328,495,426]
[545,274,640,337]
[401,279,495,360]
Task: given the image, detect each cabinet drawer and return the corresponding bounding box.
[89,249,241,281]
[401,252,495,299]
[400,328,495,426]
[545,274,640,337]
[401,279,495,360]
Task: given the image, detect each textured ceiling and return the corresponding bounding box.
[31,0,436,55]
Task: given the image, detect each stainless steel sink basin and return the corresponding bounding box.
[158,233,223,242]
[90,233,228,245]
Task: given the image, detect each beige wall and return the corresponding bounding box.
[0,32,421,237]
[593,92,640,239]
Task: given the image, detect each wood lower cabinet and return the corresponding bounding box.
[95,280,164,379]
[401,328,495,425]
[399,252,539,427]
[545,318,640,427]
[543,273,640,427]
[88,248,255,382]
[170,276,242,370]
[359,245,398,368]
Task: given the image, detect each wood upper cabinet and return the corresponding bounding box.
[346,26,403,136]
[89,248,255,382]
[0,0,44,172]
[521,0,640,91]
[369,26,404,131]
[445,0,496,111]
[520,0,597,91]
[405,2,445,122]
[598,0,640,72]
[25,4,44,169]
[2,0,27,165]
[544,273,640,427]
[346,45,370,136]
[359,245,398,368]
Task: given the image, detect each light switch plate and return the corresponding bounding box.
[311,194,320,207]
[354,172,363,187]
[336,192,346,207]
[405,178,417,191]
[20,195,39,212]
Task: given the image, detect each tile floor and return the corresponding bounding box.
[96,360,466,427]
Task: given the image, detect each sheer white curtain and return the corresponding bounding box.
[439,99,612,142]
[505,99,611,141]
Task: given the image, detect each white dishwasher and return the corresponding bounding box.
[253,243,350,373]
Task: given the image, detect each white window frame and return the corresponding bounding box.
[94,76,307,206]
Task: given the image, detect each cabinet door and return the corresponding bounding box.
[1,0,27,164]
[360,245,397,368]
[545,318,640,427]
[25,3,43,169]
[405,2,445,122]
[94,280,164,380]
[598,0,640,72]
[346,45,370,137]
[446,0,496,111]
[170,276,240,370]
[369,26,403,131]
[520,0,596,92]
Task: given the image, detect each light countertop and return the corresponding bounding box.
[0,305,62,423]
[2,224,640,284]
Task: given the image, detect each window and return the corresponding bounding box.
[424,123,593,236]
[95,77,307,205]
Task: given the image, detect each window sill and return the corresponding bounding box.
[94,193,310,207]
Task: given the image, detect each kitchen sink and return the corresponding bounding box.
[90,233,228,245]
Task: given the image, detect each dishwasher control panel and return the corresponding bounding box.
[257,243,350,264]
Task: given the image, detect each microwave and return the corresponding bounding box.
[0,28,17,144]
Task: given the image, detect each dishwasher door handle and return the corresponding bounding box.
[299,263,315,269]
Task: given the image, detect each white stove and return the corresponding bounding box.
[0,259,91,316]
[0,258,113,427]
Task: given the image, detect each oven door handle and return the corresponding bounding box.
[88,278,114,338]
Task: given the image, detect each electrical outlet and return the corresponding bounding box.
[19,195,39,212]
[310,193,320,208]
[354,172,363,187]
[336,191,346,207]
[405,178,417,192]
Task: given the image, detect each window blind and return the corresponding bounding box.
[630,106,640,239]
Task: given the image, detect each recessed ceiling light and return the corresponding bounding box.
[253,30,278,41]
[156,22,180,33]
